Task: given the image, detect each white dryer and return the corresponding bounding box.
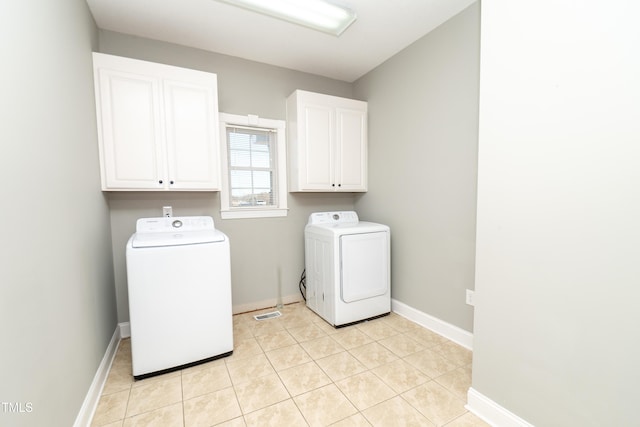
[304,211,390,327]
[126,216,233,379]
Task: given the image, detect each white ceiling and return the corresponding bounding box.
[86,0,476,82]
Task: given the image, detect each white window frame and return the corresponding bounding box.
[219,113,288,219]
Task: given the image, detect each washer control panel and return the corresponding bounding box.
[136,216,215,233]
[307,211,359,225]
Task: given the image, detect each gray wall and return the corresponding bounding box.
[353,3,479,332]
[98,31,358,322]
[473,0,640,425]
[0,1,117,426]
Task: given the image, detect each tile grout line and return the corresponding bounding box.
[222,353,244,426]
[180,367,185,427]
[98,304,478,426]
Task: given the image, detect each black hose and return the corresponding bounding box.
[299,268,306,301]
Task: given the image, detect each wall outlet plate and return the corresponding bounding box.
[466,289,475,306]
[162,206,172,217]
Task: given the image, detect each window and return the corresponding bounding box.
[219,113,287,219]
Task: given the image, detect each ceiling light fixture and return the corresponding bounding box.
[217,0,357,36]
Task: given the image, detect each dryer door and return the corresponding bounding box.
[340,231,389,303]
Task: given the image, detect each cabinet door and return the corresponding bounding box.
[96,69,165,190]
[300,103,334,190]
[287,89,368,192]
[163,79,220,190]
[335,107,367,191]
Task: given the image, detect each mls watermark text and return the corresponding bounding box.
[1,402,33,413]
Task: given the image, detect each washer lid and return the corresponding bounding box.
[132,229,226,248]
[306,221,389,236]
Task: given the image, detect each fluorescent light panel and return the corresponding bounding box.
[218,0,356,36]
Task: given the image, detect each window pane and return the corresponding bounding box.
[251,136,269,151]
[231,189,253,207]
[229,149,250,167]
[251,150,270,168]
[229,132,250,150]
[253,189,272,205]
[230,189,274,207]
[225,125,278,210]
[252,170,272,188]
[230,170,252,188]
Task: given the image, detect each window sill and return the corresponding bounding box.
[221,208,288,219]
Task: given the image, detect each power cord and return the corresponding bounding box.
[299,268,306,301]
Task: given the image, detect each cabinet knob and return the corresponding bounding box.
[170,180,174,185]
[338,184,342,187]
[332,183,335,187]
[158,180,163,184]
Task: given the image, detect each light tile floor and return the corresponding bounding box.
[91,303,489,426]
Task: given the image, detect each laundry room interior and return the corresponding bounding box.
[3,0,639,426]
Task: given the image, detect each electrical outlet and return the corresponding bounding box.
[466,289,475,306]
[162,206,172,217]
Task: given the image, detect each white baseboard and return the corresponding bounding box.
[391,298,474,350]
[466,387,534,427]
[232,293,303,314]
[119,322,131,338]
[391,301,535,426]
[73,327,121,427]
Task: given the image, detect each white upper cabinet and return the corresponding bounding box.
[287,90,367,192]
[92,53,221,191]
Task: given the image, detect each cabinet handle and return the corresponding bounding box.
[158,180,163,184]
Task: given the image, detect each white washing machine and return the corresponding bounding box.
[305,211,390,327]
[126,216,233,379]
